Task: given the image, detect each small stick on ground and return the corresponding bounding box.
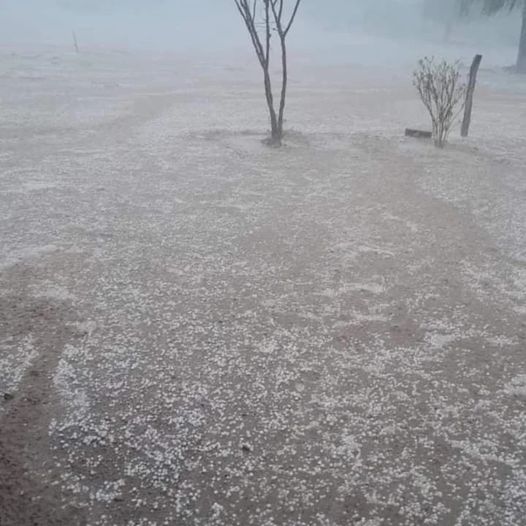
[72,31,80,54]
[405,128,432,139]
[461,54,482,138]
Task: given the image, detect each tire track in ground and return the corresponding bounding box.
[0,270,86,526]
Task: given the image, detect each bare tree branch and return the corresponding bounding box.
[234,0,266,67]
[284,0,302,35]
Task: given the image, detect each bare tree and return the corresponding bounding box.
[413,58,467,148]
[234,0,302,146]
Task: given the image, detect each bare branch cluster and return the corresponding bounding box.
[233,0,302,146]
[413,57,466,148]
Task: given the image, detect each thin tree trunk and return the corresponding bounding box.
[263,68,278,140]
[517,3,526,74]
[264,0,280,145]
[277,36,288,145]
[461,54,482,137]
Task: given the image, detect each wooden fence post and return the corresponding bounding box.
[461,54,482,138]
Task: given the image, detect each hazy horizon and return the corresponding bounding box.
[0,1,520,68]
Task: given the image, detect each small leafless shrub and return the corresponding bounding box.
[413,57,466,148]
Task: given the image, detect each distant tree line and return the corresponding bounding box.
[462,0,526,72]
[428,0,526,73]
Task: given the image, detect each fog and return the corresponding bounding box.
[0,0,520,67]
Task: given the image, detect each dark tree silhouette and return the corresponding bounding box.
[233,0,302,146]
[462,0,526,73]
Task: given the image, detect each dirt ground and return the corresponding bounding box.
[0,49,525,526]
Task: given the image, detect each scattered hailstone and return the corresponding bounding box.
[505,375,526,400]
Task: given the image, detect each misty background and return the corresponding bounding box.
[0,1,521,67]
